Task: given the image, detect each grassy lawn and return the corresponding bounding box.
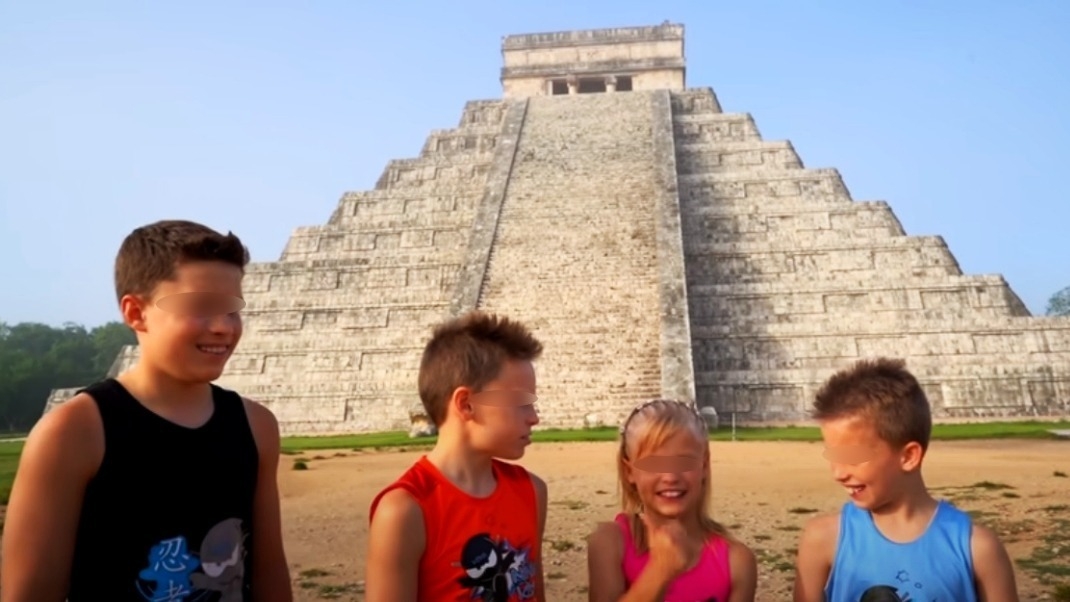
[280,420,1070,453]
[0,441,23,506]
[0,421,1066,504]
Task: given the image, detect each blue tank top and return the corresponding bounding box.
[825,500,977,602]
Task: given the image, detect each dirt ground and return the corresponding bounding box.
[279,438,1070,601]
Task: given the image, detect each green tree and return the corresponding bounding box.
[1047,285,1070,317]
[0,320,135,432]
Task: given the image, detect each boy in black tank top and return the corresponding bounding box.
[1,220,294,601]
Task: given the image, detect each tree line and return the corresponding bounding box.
[0,285,1067,434]
[0,321,135,433]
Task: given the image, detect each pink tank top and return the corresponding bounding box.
[615,513,732,602]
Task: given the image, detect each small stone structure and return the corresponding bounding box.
[44,23,1070,435]
[407,401,437,438]
[500,21,685,98]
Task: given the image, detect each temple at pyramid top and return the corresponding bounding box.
[500,21,686,98]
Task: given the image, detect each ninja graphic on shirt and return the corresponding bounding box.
[456,533,536,601]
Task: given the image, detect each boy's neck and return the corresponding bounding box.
[867,476,940,542]
[425,430,498,499]
[116,364,215,428]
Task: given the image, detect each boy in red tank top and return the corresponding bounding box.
[365,311,548,602]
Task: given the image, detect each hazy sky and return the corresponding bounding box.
[2,0,1067,327]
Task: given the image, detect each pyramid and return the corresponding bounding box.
[46,23,1070,434]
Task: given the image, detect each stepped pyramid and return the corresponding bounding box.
[46,23,1070,434]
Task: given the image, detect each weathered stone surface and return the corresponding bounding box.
[43,23,1070,433]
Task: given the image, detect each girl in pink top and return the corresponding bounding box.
[586,399,758,602]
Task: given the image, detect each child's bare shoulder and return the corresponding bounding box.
[586,519,623,551]
[526,470,547,497]
[802,510,841,533]
[798,510,842,552]
[369,487,425,538]
[969,521,1011,562]
[373,485,421,514]
[27,392,104,461]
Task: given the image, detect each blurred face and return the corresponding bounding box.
[819,414,917,511]
[465,359,540,460]
[624,428,708,520]
[122,260,244,384]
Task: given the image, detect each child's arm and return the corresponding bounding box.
[726,539,758,602]
[970,523,1019,602]
[243,398,294,601]
[531,473,548,602]
[585,521,630,601]
[365,488,425,602]
[792,514,839,602]
[585,520,682,602]
[0,395,102,602]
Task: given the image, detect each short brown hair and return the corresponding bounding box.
[418,311,543,426]
[114,219,250,304]
[812,357,932,451]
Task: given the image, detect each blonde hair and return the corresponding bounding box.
[616,399,731,553]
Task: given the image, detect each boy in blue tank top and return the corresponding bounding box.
[1,220,293,601]
[792,357,1019,602]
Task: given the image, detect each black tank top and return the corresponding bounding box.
[68,378,259,601]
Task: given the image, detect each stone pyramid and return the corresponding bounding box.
[46,23,1070,434]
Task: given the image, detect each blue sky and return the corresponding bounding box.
[1,0,1067,327]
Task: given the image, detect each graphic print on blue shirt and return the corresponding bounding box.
[858,571,928,601]
[136,518,247,602]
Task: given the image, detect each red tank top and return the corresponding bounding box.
[369,455,541,601]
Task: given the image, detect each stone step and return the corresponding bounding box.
[669,88,724,115]
[685,224,902,247]
[682,201,891,222]
[688,299,1030,325]
[685,265,967,286]
[696,361,1070,389]
[245,254,467,282]
[243,285,457,313]
[675,140,803,173]
[241,291,453,315]
[277,249,465,267]
[457,100,510,127]
[688,272,1011,296]
[286,219,472,245]
[680,168,847,186]
[420,128,503,157]
[685,231,951,255]
[682,202,901,238]
[329,192,481,224]
[690,307,1031,330]
[326,210,474,231]
[375,169,493,191]
[242,304,446,332]
[691,319,1070,343]
[277,245,467,266]
[691,353,1069,383]
[671,113,763,143]
[375,153,497,179]
[684,239,961,281]
[686,279,1030,319]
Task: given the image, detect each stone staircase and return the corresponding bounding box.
[474,91,674,428]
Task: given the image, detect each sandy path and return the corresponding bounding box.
[278,439,1070,601]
